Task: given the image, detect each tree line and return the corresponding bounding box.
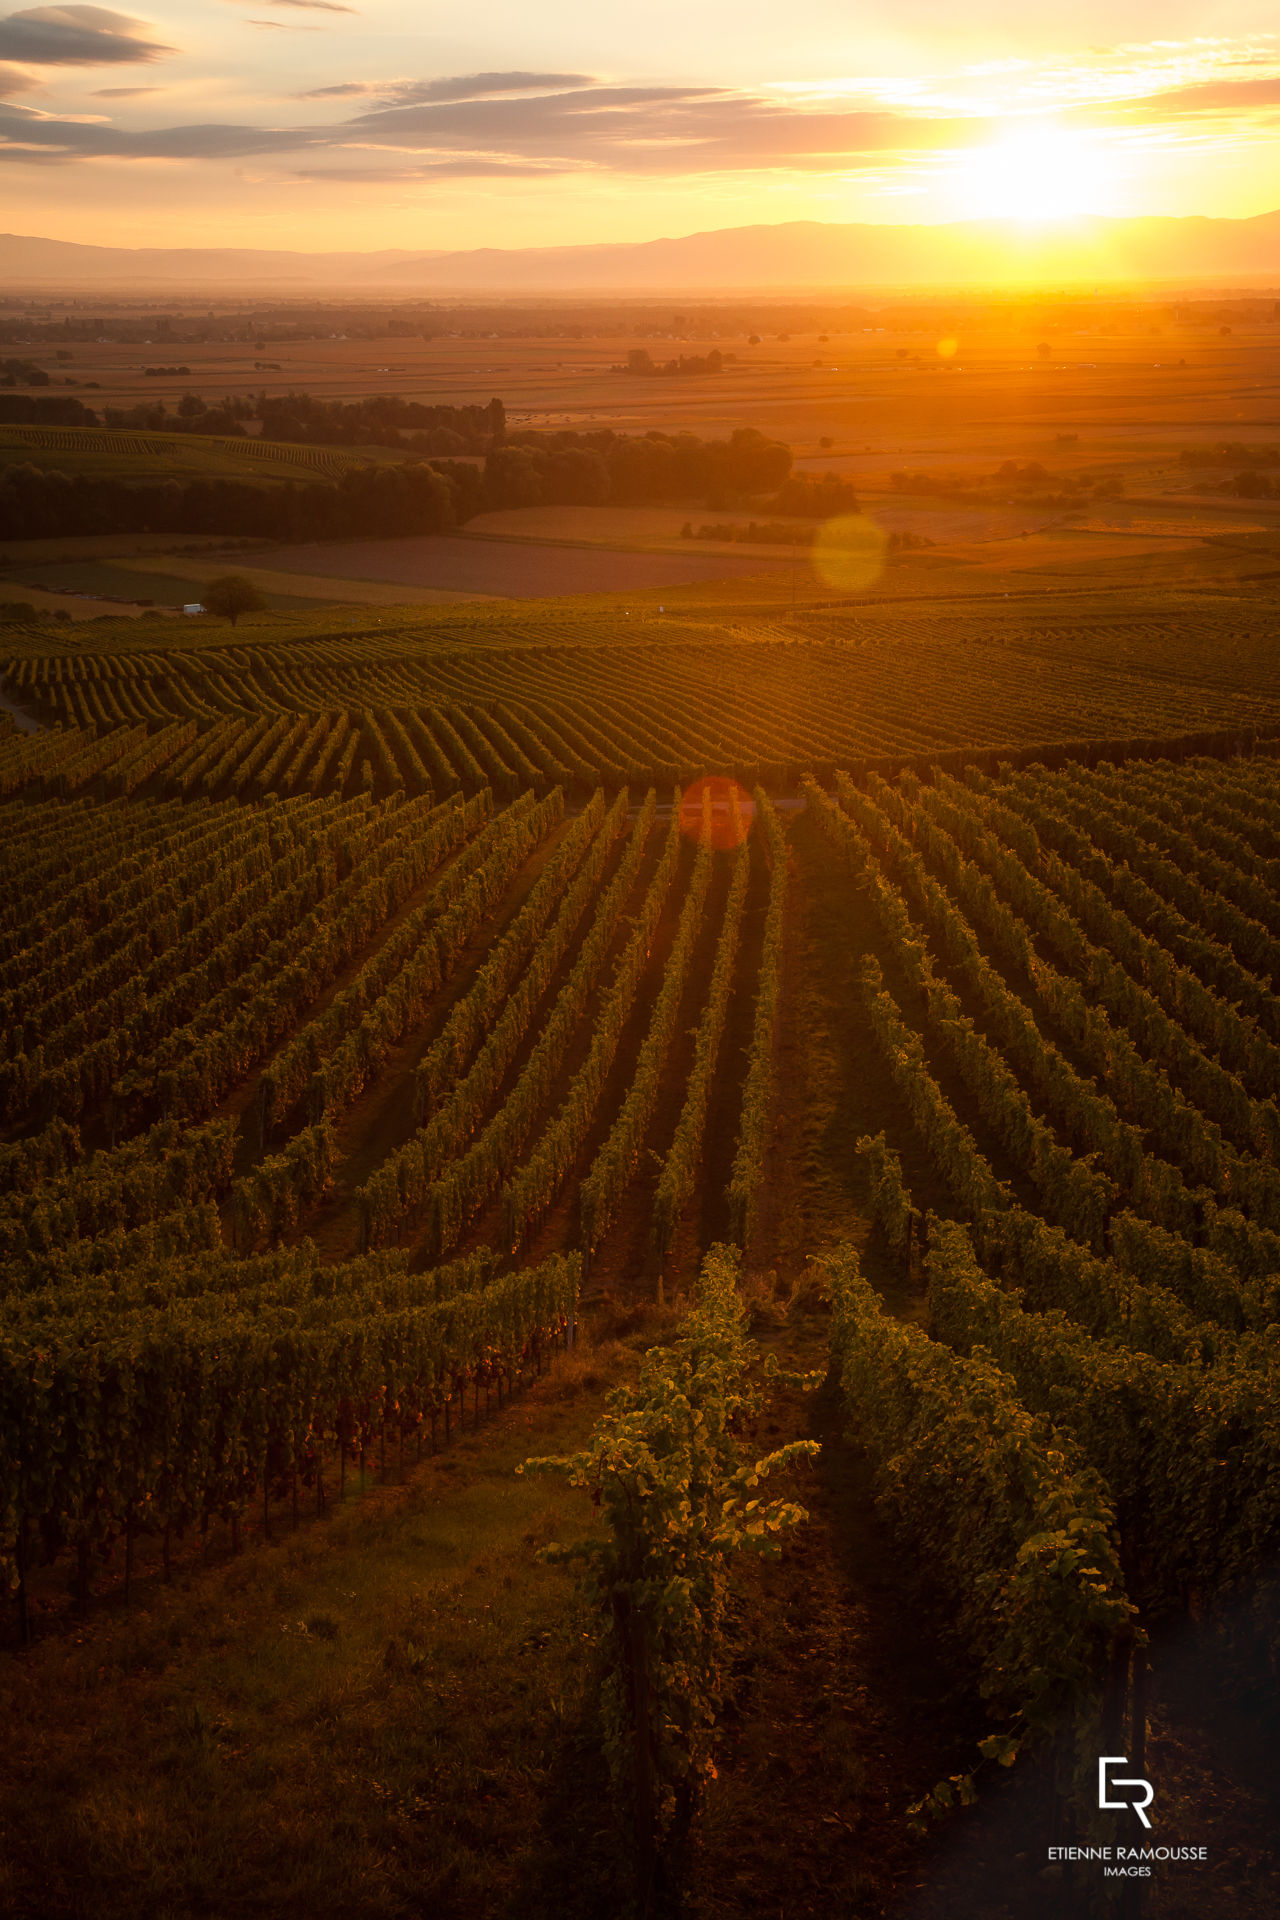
[0,460,475,543]
[484,426,791,507]
[100,391,506,454]
[0,423,807,540]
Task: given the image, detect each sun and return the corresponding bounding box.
[955,125,1110,223]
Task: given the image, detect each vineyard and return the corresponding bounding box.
[2,594,1280,1914]
[799,751,1280,1822]
[3,619,1278,802]
[0,776,788,1624]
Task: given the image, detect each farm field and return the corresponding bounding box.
[5,511,1276,613]
[7,301,1280,616]
[2,292,1280,1919]
[222,531,799,597]
[0,555,495,614]
[443,497,1184,550]
[20,305,1280,476]
[4,581,1280,801]
[0,559,332,615]
[0,422,388,484]
[1,709,1280,1915]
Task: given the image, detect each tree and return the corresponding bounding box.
[203,574,266,626]
[1232,470,1272,498]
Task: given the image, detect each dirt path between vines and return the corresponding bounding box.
[0,682,41,734]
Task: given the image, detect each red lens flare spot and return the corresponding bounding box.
[678,776,755,851]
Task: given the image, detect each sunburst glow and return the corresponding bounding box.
[954,125,1112,222]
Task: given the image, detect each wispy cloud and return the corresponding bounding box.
[339,81,996,173]
[293,157,568,181]
[1109,72,1280,115]
[0,5,174,64]
[0,57,38,91]
[0,98,306,152]
[375,72,596,107]
[0,80,998,168]
[4,55,1280,178]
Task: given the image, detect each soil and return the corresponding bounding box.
[0,683,41,733]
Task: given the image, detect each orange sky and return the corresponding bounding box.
[0,6,1278,247]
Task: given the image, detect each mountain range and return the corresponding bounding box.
[4,213,1280,293]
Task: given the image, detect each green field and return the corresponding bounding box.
[0,422,398,484]
[1,558,337,613]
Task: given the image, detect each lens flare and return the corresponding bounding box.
[810,515,888,594]
[679,776,755,850]
[937,336,959,359]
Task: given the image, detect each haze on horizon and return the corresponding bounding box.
[0,0,1278,258]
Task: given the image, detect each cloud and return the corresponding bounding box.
[0,5,173,64]
[341,81,995,173]
[91,79,157,92]
[1122,72,1280,115]
[0,57,37,90]
[0,80,1005,172]
[6,64,1280,177]
[376,72,596,107]
[293,157,565,181]
[0,98,311,152]
[297,71,598,108]
[0,78,994,169]
[262,0,357,10]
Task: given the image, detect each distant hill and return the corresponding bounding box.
[371,214,1280,292]
[5,213,1280,292]
[0,234,439,287]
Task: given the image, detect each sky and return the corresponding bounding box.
[1,1,1279,250]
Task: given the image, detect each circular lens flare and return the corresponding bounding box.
[679,776,755,850]
[810,514,888,594]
